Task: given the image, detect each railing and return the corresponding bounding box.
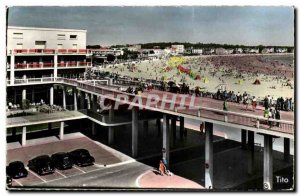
[73,80,294,136]
[10,48,89,55]
[6,77,294,136]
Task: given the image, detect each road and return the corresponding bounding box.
[38,161,151,188]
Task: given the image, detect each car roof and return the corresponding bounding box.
[71,149,88,153]
[9,161,24,166]
[33,155,50,160]
[52,152,67,156]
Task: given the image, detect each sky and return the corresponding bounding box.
[7,6,294,46]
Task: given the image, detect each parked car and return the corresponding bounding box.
[68,149,95,167]
[28,155,55,175]
[6,161,28,179]
[6,175,12,187]
[51,152,73,170]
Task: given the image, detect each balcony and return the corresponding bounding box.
[9,49,89,55]
[57,61,92,68]
[14,62,54,69]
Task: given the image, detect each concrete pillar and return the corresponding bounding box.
[205,122,213,189]
[108,104,115,144]
[92,95,97,111]
[263,134,273,190]
[59,121,64,140]
[13,88,17,104]
[22,89,26,100]
[50,86,54,106]
[284,138,290,162]
[171,116,176,147]
[87,93,91,110]
[241,129,247,150]
[73,88,78,111]
[163,114,170,169]
[62,86,66,109]
[31,88,35,103]
[54,54,58,78]
[80,91,85,109]
[132,107,139,157]
[143,121,149,137]
[156,118,161,137]
[248,131,255,175]
[10,54,15,85]
[179,116,184,140]
[12,127,17,138]
[48,123,52,131]
[21,126,26,146]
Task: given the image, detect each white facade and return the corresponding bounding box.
[171,45,185,54]
[7,26,87,53]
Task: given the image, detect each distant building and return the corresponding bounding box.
[185,47,203,55]
[203,48,215,55]
[261,48,274,54]
[234,48,243,54]
[128,44,142,52]
[215,48,234,55]
[275,48,288,53]
[171,45,185,54]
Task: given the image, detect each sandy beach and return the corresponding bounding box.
[97,54,294,100]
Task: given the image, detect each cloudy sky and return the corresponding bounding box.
[7,6,294,46]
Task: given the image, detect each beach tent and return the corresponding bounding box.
[203,76,209,84]
[253,79,261,85]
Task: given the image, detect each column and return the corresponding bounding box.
[12,127,16,138]
[156,118,161,137]
[171,116,176,147]
[248,131,255,175]
[284,138,290,162]
[62,86,66,109]
[92,95,97,111]
[92,122,96,136]
[87,93,91,110]
[143,121,149,137]
[13,88,17,104]
[163,114,170,169]
[132,107,138,157]
[59,121,64,140]
[205,122,213,189]
[263,134,273,190]
[31,88,35,103]
[80,91,85,109]
[50,86,54,106]
[48,123,52,131]
[22,89,26,100]
[179,116,184,140]
[54,54,58,78]
[73,88,78,111]
[10,54,15,85]
[241,129,247,150]
[108,103,115,144]
[22,126,26,146]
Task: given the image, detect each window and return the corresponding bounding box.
[57,44,63,49]
[57,34,66,40]
[16,43,23,49]
[35,41,46,49]
[70,35,77,40]
[13,32,23,39]
[72,44,77,49]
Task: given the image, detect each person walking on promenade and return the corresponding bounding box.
[159,160,165,176]
[200,122,204,134]
[223,99,228,111]
[252,96,257,112]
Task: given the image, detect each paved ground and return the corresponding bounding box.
[6,111,86,128]
[137,170,203,189]
[7,133,131,188]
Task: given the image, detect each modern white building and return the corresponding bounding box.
[6,26,92,105]
[171,45,185,54]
